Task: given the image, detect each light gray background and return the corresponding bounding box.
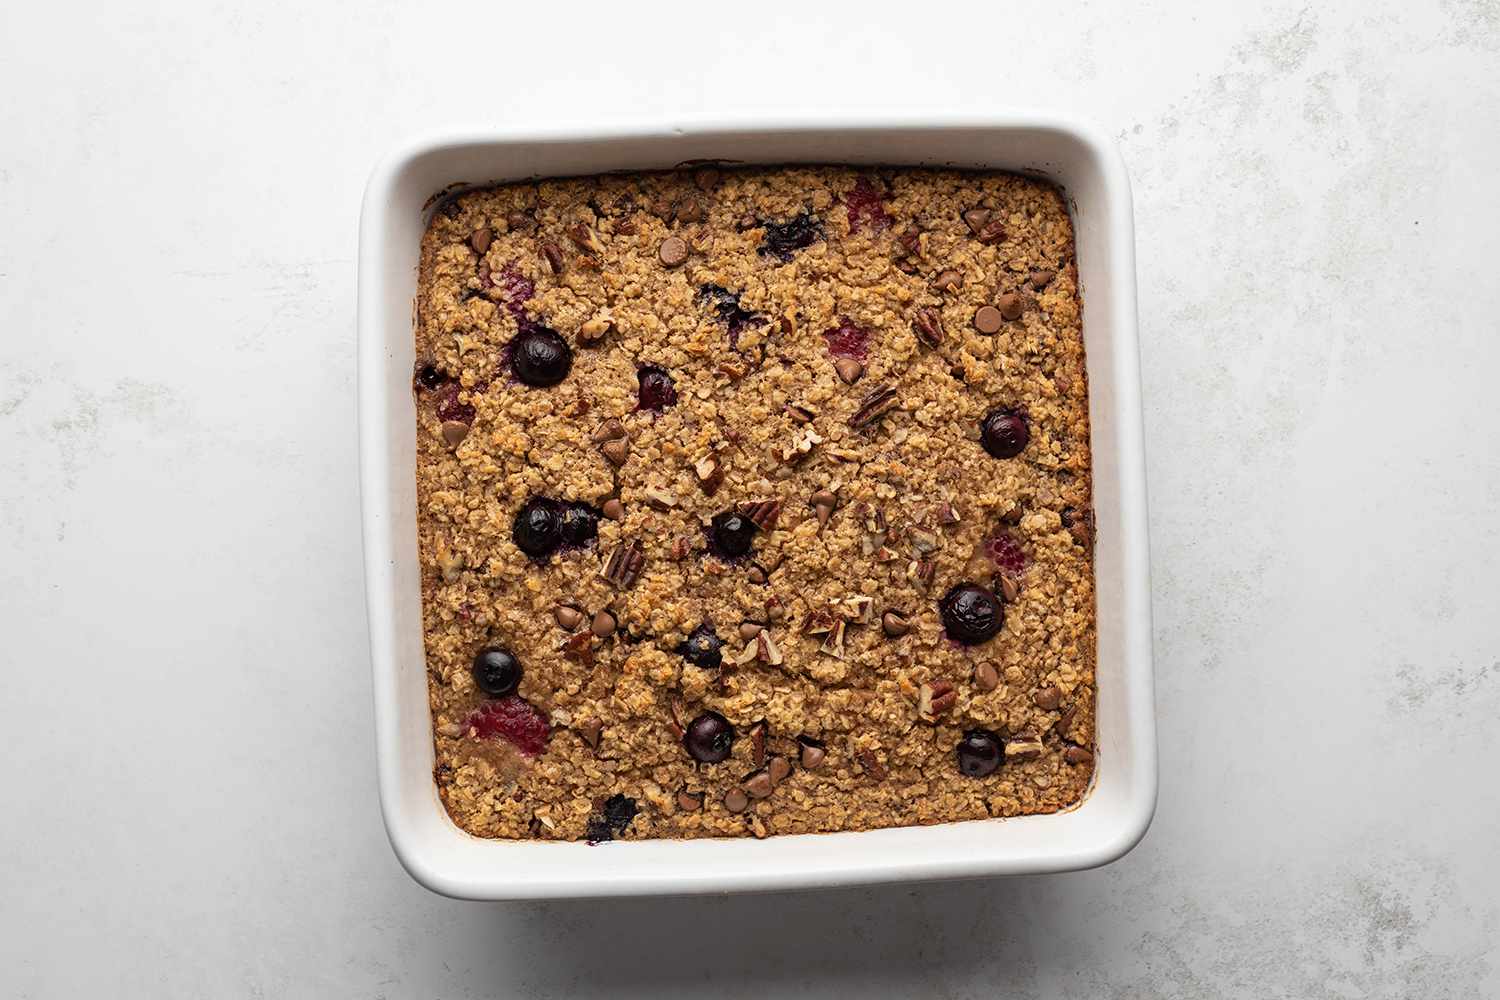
[3,1,1497,996]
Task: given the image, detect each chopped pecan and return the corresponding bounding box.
[906,558,935,587]
[856,748,888,780]
[644,486,678,510]
[540,240,565,273]
[912,307,943,348]
[785,402,817,423]
[756,630,784,666]
[565,223,605,256]
[917,679,957,720]
[600,540,645,588]
[817,620,847,659]
[559,630,594,667]
[778,427,823,464]
[1008,733,1046,761]
[748,720,768,767]
[694,454,725,495]
[839,595,875,624]
[849,385,899,428]
[802,611,836,636]
[908,527,940,554]
[739,498,783,531]
[860,503,887,534]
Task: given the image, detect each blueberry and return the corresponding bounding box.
[585,793,640,843]
[697,284,762,346]
[956,729,1004,777]
[415,363,449,390]
[980,409,1029,458]
[677,624,725,669]
[471,647,522,697]
[684,711,735,763]
[636,365,678,411]
[559,502,600,547]
[758,213,824,261]
[512,497,563,557]
[708,511,758,559]
[938,582,1004,645]
[511,326,572,387]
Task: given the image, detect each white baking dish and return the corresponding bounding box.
[358,115,1156,899]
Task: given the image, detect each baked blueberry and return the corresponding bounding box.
[980,409,1029,458]
[684,710,735,763]
[471,647,522,698]
[678,623,725,669]
[415,363,449,390]
[585,793,640,843]
[512,496,563,557]
[511,326,572,387]
[758,212,824,261]
[708,511,758,559]
[938,583,1004,645]
[559,502,601,547]
[956,728,1004,777]
[636,365,678,411]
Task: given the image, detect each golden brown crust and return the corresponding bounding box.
[414,165,1095,841]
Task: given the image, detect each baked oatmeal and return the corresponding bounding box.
[413,165,1096,842]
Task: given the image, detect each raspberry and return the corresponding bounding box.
[845,176,891,233]
[493,263,535,319]
[466,696,550,756]
[822,322,869,360]
[984,531,1028,576]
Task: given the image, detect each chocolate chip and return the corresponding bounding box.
[746,564,768,585]
[912,308,943,348]
[977,219,1007,244]
[590,609,617,638]
[739,621,765,642]
[723,787,750,813]
[541,241,565,274]
[469,226,493,255]
[997,292,1024,321]
[961,208,991,235]
[554,605,584,630]
[1064,746,1094,765]
[834,357,864,384]
[810,489,837,529]
[881,611,910,637]
[693,166,722,190]
[440,420,470,449]
[933,269,963,293]
[797,736,826,770]
[742,769,774,799]
[1033,685,1062,711]
[1030,268,1055,289]
[506,209,533,231]
[578,719,603,749]
[768,755,792,784]
[677,789,704,811]
[601,498,624,521]
[658,236,689,267]
[592,418,626,444]
[974,661,1000,692]
[973,305,1003,335]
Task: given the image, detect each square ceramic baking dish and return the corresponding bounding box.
[358,114,1156,899]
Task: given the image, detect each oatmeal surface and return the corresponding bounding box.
[414,165,1096,841]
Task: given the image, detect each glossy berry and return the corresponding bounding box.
[678,623,725,669]
[983,531,1027,576]
[708,511,758,559]
[822,321,870,360]
[697,284,762,347]
[471,647,522,697]
[758,212,824,261]
[636,365,678,411]
[938,582,1004,645]
[559,502,601,547]
[980,409,1029,458]
[512,496,563,558]
[415,363,449,390]
[467,695,550,756]
[956,728,1004,777]
[434,384,476,424]
[511,326,573,387]
[684,710,735,763]
[845,175,891,233]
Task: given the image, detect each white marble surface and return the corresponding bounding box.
[3,1,1498,996]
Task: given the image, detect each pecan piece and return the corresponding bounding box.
[917,679,957,721]
[739,498,783,531]
[694,454,725,495]
[912,307,943,348]
[600,540,645,588]
[1008,734,1046,761]
[565,223,605,256]
[849,385,899,428]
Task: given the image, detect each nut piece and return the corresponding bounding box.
[541,240,565,274]
[437,721,464,738]
[856,748,888,780]
[742,769,774,799]
[973,661,1001,692]
[566,223,605,256]
[644,486,678,510]
[694,454,725,495]
[817,619,847,659]
[935,502,961,526]
[912,307,944,348]
[834,357,864,384]
[881,611,911,637]
[658,235,689,267]
[469,226,493,255]
[554,605,584,630]
[906,558,935,588]
[798,738,827,770]
[840,595,875,625]
[779,426,824,465]
[909,527,941,555]
[1008,734,1046,761]
[676,789,704,812]
[723,787,750,813]
[440,420,471,449]
[756,630,784,666]
[669,535,692,561]
[590,609,617,638]
[997,292,1024,321]
[601,498,625,521]
[739,498,783,531]
[849,385,899,429]
[578,314,613,343]
[435,541,464,583]
[1064,746,1094,765]
[785,402,817,423]
[917,679,958,720]
[600,437,630,467]
[600,540,645,589]
[1033,685,1062,711]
